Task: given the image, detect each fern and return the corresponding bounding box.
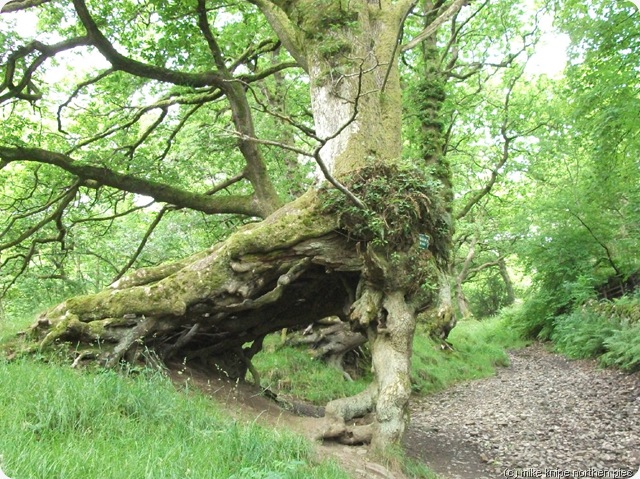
[600,324,640,372]
[551,309,618,359]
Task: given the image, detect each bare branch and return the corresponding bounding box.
[310,62,370,210]
[205,173,245,196]
[466,258,503,279]
[0,146,265,217]
[57,68,115,133]
[440,0,489,67]
[238,60,299,83]
[1,0,52,13]
[71,201,155,225]
[401,0,469,53]
[0,36,90,104]
[111,207,170,283]
[381,0,415,92]
[121,107,168,158]
[244,80,317,139]
[155,104,203,163]
[568,211,621,276]
[0,182,79,251]
[0,187,69,239]
[66,89,222,155]
[234,131,315,158]
[455,69,525,220]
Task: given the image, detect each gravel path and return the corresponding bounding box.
[404,344,640,478]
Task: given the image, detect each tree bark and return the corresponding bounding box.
[499,258,516,305]
[20,0,454,452]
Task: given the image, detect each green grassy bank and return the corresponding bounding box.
[0,359,348,479]
[0,310,525,479]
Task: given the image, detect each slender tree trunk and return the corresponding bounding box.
[499,258,516,305]
[455,278,473,319]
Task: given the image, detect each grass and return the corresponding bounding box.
[381,445,441,479]
[252,335,371,404]
[410,315,529,394]
[0,306,36,344]
[0,308,527,479]
[252,315,528,404]
[0,358,349,479]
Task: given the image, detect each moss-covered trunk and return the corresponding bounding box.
[28,192,362,372]
[22,1,454,452]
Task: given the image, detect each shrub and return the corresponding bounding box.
[500,291,559,340]
[551,309,618,359]
[600,322,640,372]
[548,294,640,371]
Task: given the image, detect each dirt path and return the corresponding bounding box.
[404,344,640,478]
[169,365,406,479]
[170,344,639,479]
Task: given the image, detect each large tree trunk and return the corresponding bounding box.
[28,192,360,371]
[23,1,453,451]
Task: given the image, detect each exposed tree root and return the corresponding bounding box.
[319,383,377,444]
[285,316,367,380]
[26,192,360,374]
[21,189,445,449]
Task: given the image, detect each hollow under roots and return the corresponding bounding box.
[20,191,444,449]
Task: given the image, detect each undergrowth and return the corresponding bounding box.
[550,295,640,371]
[504,293,640,372]
[410,315,528,394]
[254,315,527,403]
[0,359,348,479]
[0,306,39,344]
[252,335,371,404]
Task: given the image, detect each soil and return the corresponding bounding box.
[169,343,640,479]
[405,343,640,478]
[168,364,405,479]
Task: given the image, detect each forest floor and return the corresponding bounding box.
[170,343,640,479]
[405,343,640,478]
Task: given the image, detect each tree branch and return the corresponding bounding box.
[196,0,228,71]
[0,147,265,217]
[455,69,525,220]
[246,0,308,72]
[0,36,91,104]
[71,201,155,225]
[0,182,78,251]
[1,0,52,13]
[440,0,488,67]
[57,68,115,134]
[1,187,70,240]
[401,0,469,52]
[71,0,225,88]
[205,173,246,196]
[568,211,621,276]
[111,207,170,283]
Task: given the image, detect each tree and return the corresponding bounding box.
[2,0,476,449]
[461,0,640,338]
[403,0,541,322]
